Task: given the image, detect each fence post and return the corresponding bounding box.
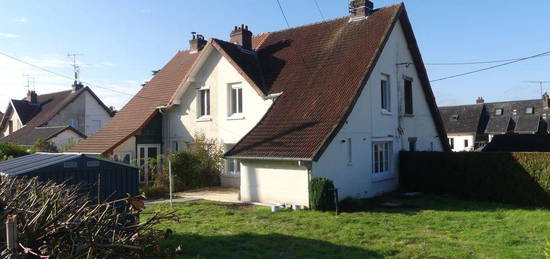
[168,157,173,208]
[6,214,17,256]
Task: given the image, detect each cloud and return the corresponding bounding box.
[14,17,29,23]
[0,33,20,39]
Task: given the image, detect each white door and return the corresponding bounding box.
[137,144,161,183]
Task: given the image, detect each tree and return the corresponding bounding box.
[30,139,58,153]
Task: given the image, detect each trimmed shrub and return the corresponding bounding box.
[309,178,336,211]
[0,142,28,161]
[400,151,550,206]
[170,133,222,191]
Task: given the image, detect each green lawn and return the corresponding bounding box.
[143,194,550,258]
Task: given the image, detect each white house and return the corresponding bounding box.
[72,1,449,205]
[0,82,113,149]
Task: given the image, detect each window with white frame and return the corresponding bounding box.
[227,158,240,176]
[198,86,210,118]
[229,83,243,116]
[372,142,392,180]
[380,74,391,112]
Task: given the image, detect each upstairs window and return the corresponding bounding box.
[495,108,503,116]
[198,86,210,118]
[380,74,391,112]
[525,107,534,114]
[404,78,413,115]
[230,83,243,116]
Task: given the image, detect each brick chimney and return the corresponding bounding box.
[543,92,549,109]
[72,81,84,92]
[349,0,374,20]
[189,32,207,53]
[26,90,37,104]
[230,25,252,50]
[476,96,485,104]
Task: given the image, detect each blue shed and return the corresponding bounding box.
[0,153,138,202]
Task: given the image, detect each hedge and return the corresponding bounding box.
[400,151,550,206]
[309,178,336,211]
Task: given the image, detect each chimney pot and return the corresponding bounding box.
[349,0,374,19]
[230,24,253,50]
[476,96,484,104]
[26,90,37,104]
[72,81,84,92]
[189,32,207,52]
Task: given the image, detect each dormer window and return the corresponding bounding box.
[525,107,534,114]
[495,108,503,116]
[449,115,459,121]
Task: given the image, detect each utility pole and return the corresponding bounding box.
[525,81,550,97]
[67,53,83,82]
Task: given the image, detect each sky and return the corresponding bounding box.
[1,0,550,110]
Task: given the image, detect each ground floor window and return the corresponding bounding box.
[113,152,132,165]
[372,141,393,181]
[226,158,240,176]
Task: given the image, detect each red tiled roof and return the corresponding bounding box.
[70,51,200,153]
[227,4,449,159]
[72,3,449,157]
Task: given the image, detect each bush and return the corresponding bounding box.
[0,142,28,161]
[0,177,177,258]
[30,138,58,153]
[309,178,336,211]
[170,134,222,191]
[400,151,550,206]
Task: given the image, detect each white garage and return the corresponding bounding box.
[239,160,310,206]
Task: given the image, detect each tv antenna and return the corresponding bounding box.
[67,53,83,82]
[524,81,550,96]
[22,74,35,91]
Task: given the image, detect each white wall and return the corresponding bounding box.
[240,159,309,206]
[51,130,83,150]
[448,134,475,152]
[162,50,273,177]
[0,107,22,137]
[112,136,136,162]
[84,91,112,136]
[312,21,445,200]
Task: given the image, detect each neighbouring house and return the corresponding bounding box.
[483,134,550,152]
[439,94,550,151]
[71,1,449,205]
[0,82,114,150]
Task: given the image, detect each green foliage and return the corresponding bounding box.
[30,138,58,153]
[0,142,28,161]
[169,133,222,191]
[309,178,336,211]
[545,238,550,259]
[400,151,550,206]
[0,177,177,258]
[144,195,550,258]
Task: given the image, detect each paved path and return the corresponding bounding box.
[144,197,201,205]
[144,187,271,207]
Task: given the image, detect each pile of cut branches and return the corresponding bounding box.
[0,177,178,258]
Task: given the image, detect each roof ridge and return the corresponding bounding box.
[255,4,403,36]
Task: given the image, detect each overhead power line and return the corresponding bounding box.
[0,50,166,103]
[430,51,550,83]
[276,0,290,28]
[313,0,325,20]
[426,53,550,66]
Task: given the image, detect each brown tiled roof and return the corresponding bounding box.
[5,126,85,146]
[11,99,42,124]
[70,51,200,154]
[227,4,449,159]
[71,3,450,157]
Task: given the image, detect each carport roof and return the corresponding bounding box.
[0,153,136,176]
